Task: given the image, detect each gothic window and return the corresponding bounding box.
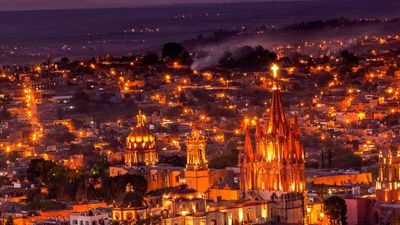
[211,219,217,225]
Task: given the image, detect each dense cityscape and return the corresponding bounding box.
[0,1,400,225]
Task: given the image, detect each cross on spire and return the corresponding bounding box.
[271,64,280,90]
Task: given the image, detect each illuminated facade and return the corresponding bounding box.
[239,65,305,223]
[184,129,210,193]
[376,148,400,203]
[125,111,158,166]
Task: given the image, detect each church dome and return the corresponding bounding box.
[126,111,156,150]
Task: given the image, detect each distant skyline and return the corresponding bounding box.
[0,0,307,11]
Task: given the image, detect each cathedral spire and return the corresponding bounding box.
[244,128,254,161]
[255,120,262,139]
[267,64,288,136]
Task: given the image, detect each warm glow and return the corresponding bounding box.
[357,112,366,120]
[165,74,171,82]
[238,208,244,222]
[271,64,279,79]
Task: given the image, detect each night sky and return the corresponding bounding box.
[1,0,339,11]
[0,0,287,11]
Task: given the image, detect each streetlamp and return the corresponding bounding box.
[319,212,324,225]
[306,206,311,225]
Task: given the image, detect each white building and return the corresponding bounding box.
[69,209,111,225]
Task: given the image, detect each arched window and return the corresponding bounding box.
[114,212,120,220]
[258,168,266,190]
[126,212,133,220]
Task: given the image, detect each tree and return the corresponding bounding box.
[27,158,57,183]
[72,89,90,112]
[324,196,347,225]
[162,42,185,59]
[60,57,70,65]
[141,52,161,65]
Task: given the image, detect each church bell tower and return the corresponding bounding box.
[184,128,210,193]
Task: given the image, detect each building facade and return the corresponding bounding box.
[69,210,111,225]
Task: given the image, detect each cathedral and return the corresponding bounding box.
[239,65,306,223]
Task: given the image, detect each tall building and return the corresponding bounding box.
[184,129,210,193]
[125,111,158,166]
[239,65,305,223]
[376,148,400,203]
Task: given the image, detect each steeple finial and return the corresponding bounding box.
[136,110,146,127]
[271,64,280,90]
